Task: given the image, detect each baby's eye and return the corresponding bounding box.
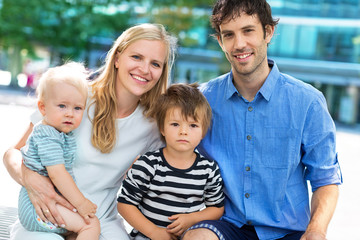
[190,124,199,128]
[58,104,66,108]
[74,106,83,111]
[171,123,179,127]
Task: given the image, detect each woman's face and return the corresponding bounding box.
[114,39,167,99]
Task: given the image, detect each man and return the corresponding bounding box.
[182,0,342,239]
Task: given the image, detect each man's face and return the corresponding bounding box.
[217,13,274,79]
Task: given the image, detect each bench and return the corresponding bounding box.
[0,206,17,240]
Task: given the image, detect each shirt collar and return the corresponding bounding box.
[225,59,280,102]
[258,59,279,102]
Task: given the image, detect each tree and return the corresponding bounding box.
[0,0,131,86]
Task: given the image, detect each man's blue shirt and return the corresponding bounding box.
[198,59,342,240]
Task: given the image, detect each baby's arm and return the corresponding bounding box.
[167,206,224,237]
[46,164,97,223]
[117,202,175,240]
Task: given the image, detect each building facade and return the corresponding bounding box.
[268,0,360,124]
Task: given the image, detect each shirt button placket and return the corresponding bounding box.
[244,104,254,223]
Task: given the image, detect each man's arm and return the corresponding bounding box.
[301,184,339,240]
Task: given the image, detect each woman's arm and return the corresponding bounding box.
[3,122,33,185]
[2,122,73,226]
[46,164,97,224]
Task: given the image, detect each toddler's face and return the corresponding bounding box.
[161,107,204,154]
[39,82,86,133]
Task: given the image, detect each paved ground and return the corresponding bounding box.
[0,88,359,239]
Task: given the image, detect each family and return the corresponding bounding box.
[3,0,342,240]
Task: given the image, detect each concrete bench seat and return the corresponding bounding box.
[0,206,17,240]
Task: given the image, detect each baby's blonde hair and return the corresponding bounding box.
[36,62,89,102]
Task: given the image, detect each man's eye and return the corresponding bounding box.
[223,33,233,38]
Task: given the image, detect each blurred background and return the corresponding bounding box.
[0,0,360,125]
[0,0,360,239]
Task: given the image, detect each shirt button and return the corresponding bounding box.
[247,220,253,225]
[245,193,250,198]
[248,106,253,112]
[245,166,251,171]
[247,135,252,140]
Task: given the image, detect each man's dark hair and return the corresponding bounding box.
[211,0,279,36]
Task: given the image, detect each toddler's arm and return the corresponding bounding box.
[47,164,97,223]
[167,206,224,237]
[118,202,175,240]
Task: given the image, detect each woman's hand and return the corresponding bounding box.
[22,164,74,226]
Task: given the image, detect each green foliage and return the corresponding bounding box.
[0,0,216,84]
[0,0,131,64]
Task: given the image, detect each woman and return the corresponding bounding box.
[3,23,177,240]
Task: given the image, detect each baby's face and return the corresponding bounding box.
[39,82,86,133]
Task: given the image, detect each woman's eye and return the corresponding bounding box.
[131,55,140,60]
[152,62,161,68]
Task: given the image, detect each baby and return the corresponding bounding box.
[18,62,100,240]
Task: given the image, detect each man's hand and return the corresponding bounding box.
[300,231,327,240]
[22,164,74,226]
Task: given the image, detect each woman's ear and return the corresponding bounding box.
[114,54,120,69]
[38,100,46,116]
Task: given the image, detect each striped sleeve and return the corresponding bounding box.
[118,154,156,206]
[34,126,66,167]
[201,155,224,207]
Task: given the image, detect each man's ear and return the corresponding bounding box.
[264,25,275,44]
[38,100,46,116]
[217,35,225,52]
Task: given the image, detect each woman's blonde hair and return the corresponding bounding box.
[89,23,177,153]
[37,61,88,102]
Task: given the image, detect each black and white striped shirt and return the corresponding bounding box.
[117,148,224,229]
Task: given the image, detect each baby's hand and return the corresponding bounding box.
[76,198,97,224]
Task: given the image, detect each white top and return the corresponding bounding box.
[31,101,163,226]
